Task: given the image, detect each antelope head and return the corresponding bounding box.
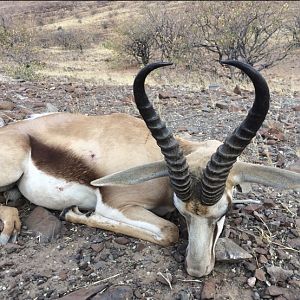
[92,61,300,277]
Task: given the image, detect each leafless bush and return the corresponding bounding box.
[51,27,91,52]
[110,17,156,65]
[189,2,294,72]
[110,5,190,65]
[112,1,295,74]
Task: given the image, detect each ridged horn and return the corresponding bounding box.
[133,62,193,201]
[199,60,270,205]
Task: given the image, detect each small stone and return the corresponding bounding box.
[24,207,62,243]
[276,249,291,260]
[90,243,104,253]
[32,101,46,108]
[266,139,277,145]
[201,279,216,299]
[265,286,285,296]
[247,276,256,287]
[0,100,15,110]
[216,102,228,109]
[158,92,171,99]
[255,247,268,255]
[233,85,242,95]
[215,237,252,262]
[292,105,300,111]
[259,255,268,264]
[58,270,68,280]
[266,266,294,283]
[255,269,266,282]
[135,243,146,252]
[93,285,133,300]
[114,236,130,245]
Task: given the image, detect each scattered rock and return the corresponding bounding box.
[93,285,133,300]
[247,277,256,287]
[266,266,294,283]
[114,236,130,245]
[208,83,221,90]
[215,102,228,109]
[255,268,266,282]
[215,237,252,262]
[258,255,268,264]
[135,242,146,252]
[24,207,62,243]
[90,243,105,253]
[292,105,300,111]
[0,100,15,110]
[201,279,216,299]
[233,85,242,95]
[265,286,284,296]
[158,92,171,99]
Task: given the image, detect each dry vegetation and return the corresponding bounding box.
[0,1,299,91]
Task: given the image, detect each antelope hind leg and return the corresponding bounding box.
[62,205,179,247]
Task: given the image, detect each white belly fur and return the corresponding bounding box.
[18,158,97,210]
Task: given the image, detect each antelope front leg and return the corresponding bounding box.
[62,205,179,247]
[0,206,21,245]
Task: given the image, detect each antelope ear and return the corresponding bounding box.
[231,162,300,192]
[91,161,168,187]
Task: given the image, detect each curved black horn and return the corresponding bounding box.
[199,60,270,205]
[133,62,192,201]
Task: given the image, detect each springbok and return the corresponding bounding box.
[0,61,299,277]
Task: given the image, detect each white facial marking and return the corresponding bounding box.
[18,157,97,210]
[173,193,229,277]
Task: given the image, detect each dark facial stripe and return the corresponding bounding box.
[29,135,99,186]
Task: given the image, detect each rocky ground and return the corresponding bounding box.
[0,75,299,300]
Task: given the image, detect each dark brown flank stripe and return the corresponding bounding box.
[29,135,99,186]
